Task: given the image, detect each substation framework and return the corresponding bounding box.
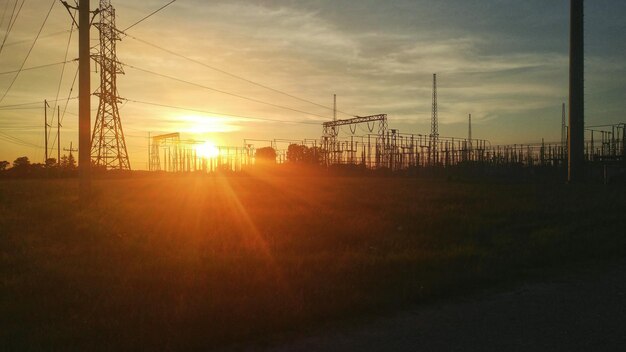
[319,122,624,170]
[149,133,252,173]
[146,121,624,173]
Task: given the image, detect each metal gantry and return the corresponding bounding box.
[91,0,131,170]
[143,121,623,174]
[150,133,253,173]
[322,114,388,167]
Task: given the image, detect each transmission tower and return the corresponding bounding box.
[430,73,439,165]
[91,0,131,170]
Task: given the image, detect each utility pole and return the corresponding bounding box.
[561,102,567,147]
[331,94,337,164]
[79,0,91,198]
[64,142,79,163]
[57,106,61,165]
[569,0,584,182]
[44,100,50,162]
[148,131,151,171]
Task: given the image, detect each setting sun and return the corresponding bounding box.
[2,0,625,351]
[195,141,220,159]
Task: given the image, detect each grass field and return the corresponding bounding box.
[1,174,625,350]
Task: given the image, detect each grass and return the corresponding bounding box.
[1,174,625,350]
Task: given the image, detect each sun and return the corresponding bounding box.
[195,142,220,158]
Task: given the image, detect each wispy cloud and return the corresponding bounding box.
[1,0,625,164]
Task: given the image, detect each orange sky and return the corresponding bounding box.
[1,0,624,169]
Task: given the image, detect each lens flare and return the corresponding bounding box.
[195,142,220,158]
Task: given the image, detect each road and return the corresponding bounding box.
[263,261,626,351]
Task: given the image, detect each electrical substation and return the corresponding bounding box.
[2,0,624,180]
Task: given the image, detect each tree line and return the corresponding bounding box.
[0,155,77,177]
[255,144,322,165]
[0,144,323,177]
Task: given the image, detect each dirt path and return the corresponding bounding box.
[263,261,626,351]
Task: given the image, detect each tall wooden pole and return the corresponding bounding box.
[79,0,91,198]
[57,106,61,164]
[568,0,584,182]
[44,100,48,162]
[148,132,151,171]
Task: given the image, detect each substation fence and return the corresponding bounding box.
[146,123,624,173]
[321,122,624,170]
[322,132,489,169]
[149,133,253,172]
[322,136,623,169]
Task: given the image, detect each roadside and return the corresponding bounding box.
[259,260,626,351]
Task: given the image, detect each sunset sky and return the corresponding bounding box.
[0,0,624,169]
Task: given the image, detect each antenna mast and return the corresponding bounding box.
[430,73,439,165]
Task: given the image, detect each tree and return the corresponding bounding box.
[287,144,307,163]
[60,154,77,170]
[0,160,8,171]
[304,146,322,164]
[60,155,69,168]
[13,156,30,169]
[45,158,57,168]
[255,147,277,164]
[67,153,77,169]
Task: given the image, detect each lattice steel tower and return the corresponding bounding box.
[91,0,130,170]
[430,73,439,165]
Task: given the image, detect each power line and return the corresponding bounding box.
[122,0,176,32]
[3,29,74,48]
[0,130,41,149]
[0,125,40,129]
[0,0,25,56]
[0,96,77,110]
[124,63,330,120]
[49,21,75,153]
[0,59,76,75]
[125,98,323,126]
[0,0,11,32]
[0,0,56,104]
[0,106,39,110]
[122,32,356,118]
[58,65,78,126]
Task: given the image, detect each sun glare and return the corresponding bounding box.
[182,115,239,134]
[195,142,220,158]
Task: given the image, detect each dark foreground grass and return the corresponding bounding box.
[1,175,625,350]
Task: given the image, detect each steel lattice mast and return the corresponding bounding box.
[91,0,130,170]
[430,73,439,165]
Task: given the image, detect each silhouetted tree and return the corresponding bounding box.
[30,163,45,171]
[60,155,69,168]
[68,154,76,169]
[0,160,8,171]
[12,156,30,169]
[287,144,307,163]
[255,147,277,164]
[286,144,322,165]
[60,154,77,170]
[304,146,322,164]
[45,158,57,168]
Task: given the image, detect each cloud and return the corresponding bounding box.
[1,0,626,165]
